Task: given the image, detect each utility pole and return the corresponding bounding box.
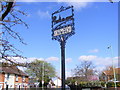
[42,62,44,90]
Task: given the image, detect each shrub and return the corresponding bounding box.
[77,81,101,87]
[116,82,120,87]
[107,82,120,87]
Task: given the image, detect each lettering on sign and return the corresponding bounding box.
[54,26,72,36]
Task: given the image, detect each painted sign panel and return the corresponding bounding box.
[53,26,72,36]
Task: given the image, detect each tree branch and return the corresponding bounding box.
[2,2,14,21]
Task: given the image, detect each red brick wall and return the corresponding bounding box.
[14,75,29,88]
[0,73,5,88]
[15,75,29,83]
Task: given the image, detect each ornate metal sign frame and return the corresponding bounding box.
[52,6,75,43]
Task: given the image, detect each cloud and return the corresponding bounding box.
[25,57,44,62]
[45,57,59,61]
[78,55,118,71]
[65,2,91,10]
[15,0,118,12]
[0,57,45,64]
[94,57,119,71]
[66,71,72,78]
[1,56,59,64]
[79,55,97,61]
[37,10,50,19]
[66,58,72,63]
[94,57,118,67]
[57,0,116,2]
[118,56,120,67]
[88,49,99,53]
[15,0,119,2]
[56,1,92,10]
[16,0,38,2]
[57,0,115,10]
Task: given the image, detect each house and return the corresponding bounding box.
[0,66,29,89]
[53,77,61,88]
[100,68,120,82]
[53,77,70,89]
[0,71,4,90]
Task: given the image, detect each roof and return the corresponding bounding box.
[104,68,120,76]
[0,66,28,76]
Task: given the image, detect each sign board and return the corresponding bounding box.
[52,6,75,42]
[53,26,72,36]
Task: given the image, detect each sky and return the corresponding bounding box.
[5,1,119,78]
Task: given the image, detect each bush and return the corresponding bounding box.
[100,81,106,87]
[107,82,120,87]
[117,82,120,87]
[76,81,101,87]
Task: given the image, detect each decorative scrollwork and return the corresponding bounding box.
[52,6,75,44]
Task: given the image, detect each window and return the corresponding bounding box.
[0,84,3,89]
[16,75,18,81]
[22,76,25,82]
[7,73,10,80]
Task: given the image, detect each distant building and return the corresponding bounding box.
[53,77,61,88]
[0,66,29,89]
[53,77,70,89]
[100,68,120,82]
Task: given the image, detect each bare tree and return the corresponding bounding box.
[0,0,28,66]
[72,61,97,81]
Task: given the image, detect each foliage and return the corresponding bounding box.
[100,81,106,87]
[67,80,120,88]
[1,0,28,66]
[66,76,101,87]
[117,82,120,87]
[25,59,56,85]
[106,82,120,87]
[66,78,76,85]
[66,80,102,88]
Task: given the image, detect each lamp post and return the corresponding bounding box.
[107,46,117,89]
[75,81,78,90]
[42,62,44,90]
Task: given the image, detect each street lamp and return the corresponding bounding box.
[107,46,117,89]
[75,81,78,90]
[42,62,44,90]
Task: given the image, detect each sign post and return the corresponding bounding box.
[52,6,75,90]
[61,36,65,89]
